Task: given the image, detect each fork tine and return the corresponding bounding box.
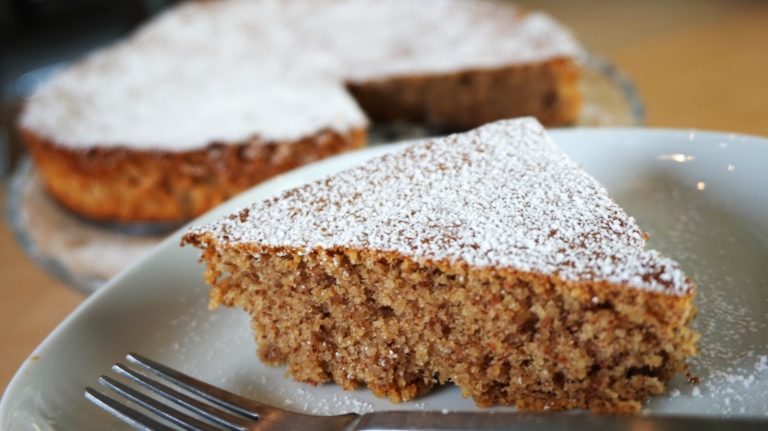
[113,363,253,431]
[99,376,221,431]
[127,353,266,418]
[85,387,175,431]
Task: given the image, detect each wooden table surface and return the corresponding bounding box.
[2,0,767,396]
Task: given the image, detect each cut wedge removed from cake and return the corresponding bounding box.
[183,118,698,413]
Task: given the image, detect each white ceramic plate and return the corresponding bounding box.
[2,129,767,430]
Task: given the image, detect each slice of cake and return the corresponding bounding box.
[182,118,697,413]
[19,0,582,222]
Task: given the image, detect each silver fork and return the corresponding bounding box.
[86,353,768,431]
[85,353,357,431]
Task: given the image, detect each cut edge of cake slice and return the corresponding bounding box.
[182,117,698,413]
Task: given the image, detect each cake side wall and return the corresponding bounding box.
[22,128,366,222]
[346,58,581,129]
[187,238,698,413]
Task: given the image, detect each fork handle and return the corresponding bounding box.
[351,411,768,430]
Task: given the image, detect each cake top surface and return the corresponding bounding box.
[188,118,692,295]
[20,0,582,151]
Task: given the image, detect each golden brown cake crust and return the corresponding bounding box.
[22,127,365,222]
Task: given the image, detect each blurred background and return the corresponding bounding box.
[0,0,178,177]
[1,0,767,393]
[2,0,768,177]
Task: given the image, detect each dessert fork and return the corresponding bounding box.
[86,353,768,431]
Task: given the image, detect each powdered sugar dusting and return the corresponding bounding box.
[283,389,375,415]
[191,118,691,295]
[20,0,582,151]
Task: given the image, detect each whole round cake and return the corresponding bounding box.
[19,0,584,222]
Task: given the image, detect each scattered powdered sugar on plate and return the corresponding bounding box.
[615,172,768,413]
[283,389,375,415]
